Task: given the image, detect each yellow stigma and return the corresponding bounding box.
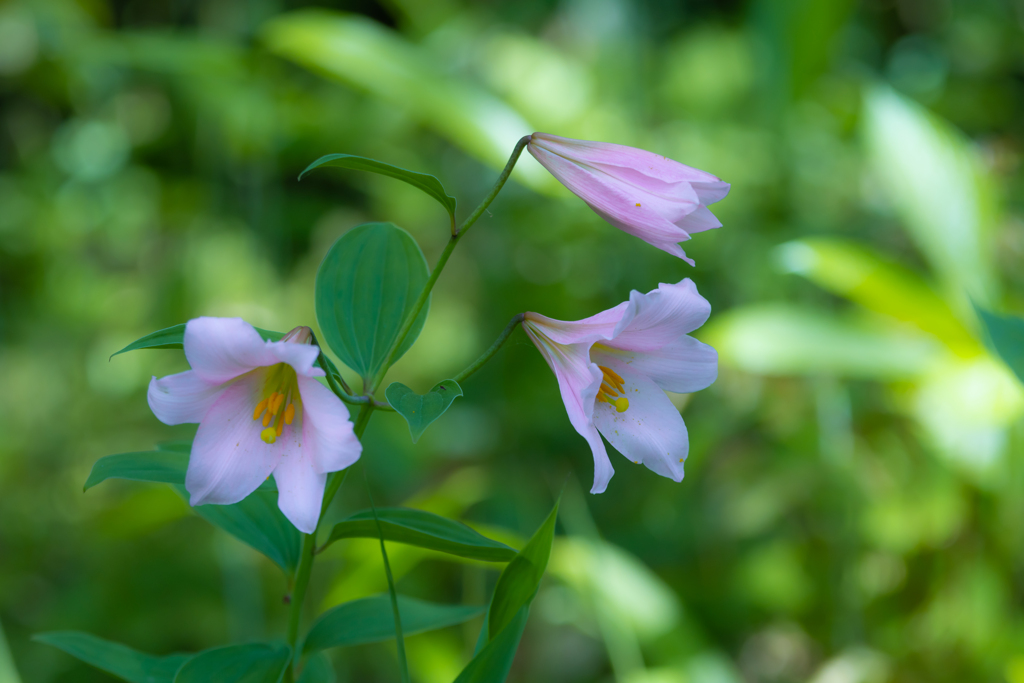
[252,364,301,445]
[596,365,629,412]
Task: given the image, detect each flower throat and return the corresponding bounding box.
[252,363,299,444]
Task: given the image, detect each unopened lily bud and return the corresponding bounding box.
[281,325,314,345]
[528,133,730,265]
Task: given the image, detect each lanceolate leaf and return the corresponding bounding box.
[976,306,1024,385]
[315,222,430,380]
[302,594,483,653]
[453,607,529,683]
[488,499,559,640]
[173,486,300,575]
[85,448,277,492]
[111,325,283,358]
[322,507,516,561]
[34,631,190,683]
[296,652,335,683]
[84,451,189,491]
[300,154,456,229]
[173,643,291,683]
[385,380,463,443]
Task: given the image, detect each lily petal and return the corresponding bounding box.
[184,317,276,385]
[297,375,362,474]
[523,322,614,492]
[272,444,326,534]
[523,304,628,346]
[185,372,282,506]
[268,340,323,379]
[611,279,711,352]
[593,361,689,483]
[147,370,226,425]
[592,335,718,394]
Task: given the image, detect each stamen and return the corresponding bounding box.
[596,365,629,413]
[252,399,268,421]
[276,418,285,438]
[262,411,272,427]
[284,403,295,425]
[271,392,285,414]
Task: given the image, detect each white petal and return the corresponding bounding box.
[268,340,323,379]
[611,279,711,352]
[592,362,689,483]
[297,376,361,474]
[147,371,225,425]
[272,444,326,534]
[185,372,282,506]
[592,335,718,394]
[184,317,277,384]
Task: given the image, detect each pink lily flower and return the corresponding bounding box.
[147,318,361,533]
[528,133,730,264]
[523,279,717,493]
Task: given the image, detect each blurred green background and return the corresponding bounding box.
[2,0,1024,681]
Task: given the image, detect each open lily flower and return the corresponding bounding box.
[523,279,717,493]
[528,133,730,264]
[147,318,361,533]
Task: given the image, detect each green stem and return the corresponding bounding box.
[453,313,525,383]
[369,135,531,393]
[320,351,394,411]
[285,402,374,678]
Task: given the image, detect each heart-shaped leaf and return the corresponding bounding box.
[34,631,191,683]
[385,380,462,443]
[316,222,430,381]
[300,154,456,230]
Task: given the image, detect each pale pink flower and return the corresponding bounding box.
[147,318,361,533]
[528,133,730,264]
[523,279,717,493]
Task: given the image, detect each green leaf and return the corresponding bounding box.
[110,325,283,358]
[296,652,335,683]
[85,448,277,493]
[34,631,190,683]
[976,306,1024,385]
[302,594,484,653]
[775,238,982,356]
[322,507,516,561]
[85,451,189,491]
[300,154,456,230]
[174,486,300,575]
[173,643,290,683]
[454,607,528,683]
[385,380,463,443]
[488,499,559,640]
[315,222,429,380]
[864,85,999,310]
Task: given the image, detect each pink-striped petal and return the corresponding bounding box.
[297,375,362,475]
[523,303,628,347]
[183,317,277,385]
[185,371,283,506]
[147,370,226,425]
